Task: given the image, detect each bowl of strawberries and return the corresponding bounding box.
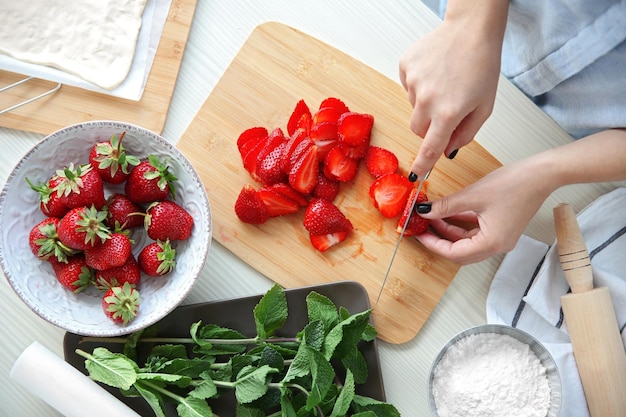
[0,121,211,336]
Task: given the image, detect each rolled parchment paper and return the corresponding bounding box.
[10,341,140,417]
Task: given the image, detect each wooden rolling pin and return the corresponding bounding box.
[554,203,626,417]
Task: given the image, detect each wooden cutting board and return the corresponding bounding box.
[0,0,197,135]
[178,22,502,344]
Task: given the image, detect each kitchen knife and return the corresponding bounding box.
[554,203,626,417]
[376,169,431,304]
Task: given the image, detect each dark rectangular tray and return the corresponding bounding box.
[63,281,385,416]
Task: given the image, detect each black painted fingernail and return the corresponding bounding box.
[408,172,418,182]
[448,149,459,160]
[416,203,431,214]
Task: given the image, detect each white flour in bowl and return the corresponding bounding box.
[432,333,550,417]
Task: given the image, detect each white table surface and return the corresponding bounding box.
[0,1,618,415]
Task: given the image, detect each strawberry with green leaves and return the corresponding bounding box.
[104,193,144,230]
[124,155,178,203]
[95,254,141,290]
[26,176,69,218]
[29,217,77,263]
[144,200,194,241]
[102,282,140,325]
[84,233,132,271]
[138,240,176,276]
[53,163,106,210]
[50,254,94,293]
[57,205,111,250]
[89,132,140,184]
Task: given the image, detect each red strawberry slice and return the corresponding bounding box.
[339,139,371,160]
[242,138,267,182]
[337,112,374,148]
[257,128,288,185]
[237,127,268,159]
[269,183,308,207]
[257,186,301,217]
[369,173,413,218]
[318,97,350,114]
[235,184,269,224]
[303,199,353,252]
[287,99,312,136]
[288,144,319,194]
[397,189,430,236]
[323,145,359,182]
[309,231,349,252]
[280,129,310,174]
[309,121,338,159]
[365,146,399,179]
[312,170,340,202]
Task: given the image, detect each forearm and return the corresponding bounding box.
[531,129,626,193]
[442,0,509,50]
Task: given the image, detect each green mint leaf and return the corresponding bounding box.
[234,365,278,404]
[323,309,372,360]
[259,346,285,372]
[352,394,401,417]
[351,411,378,417]
[281,344,311,383]
[306,291,340,334]
[189,372,217,400]
[279,389,299,417]
[329,369,355,417]
[133,381,167,417]
[301,319,325,351]
[137,372,192,388]
[149,344,188,361]
[254,284,288,339]
[341,347,368,384]
[305,347,335,411]
[191,321,248,355]
[157,358,213,378]
[176,395,213,417]
[78,348,138,390]
[235,403,266,417]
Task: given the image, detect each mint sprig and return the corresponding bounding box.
[76,284,400,417]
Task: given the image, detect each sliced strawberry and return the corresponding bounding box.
[312,170,340,202]
[337,112,374,148]
[313,107,343,125]
[235,185,269,224]
[303,199,353,235]
[309,121,338,159]
[237,127,268,159]
[280,129,310,174]
[287,99,312,137]
[318,97,350,115]
[242,138,268,182]
[369,173,413,218]
[269,183,308,207]
[397,189,430,236]
[257,128,288,185]
[309,231,349,252]
[323,145,360,182]
[365,146,399,179]
[339,139,371,160]
[258,186,300,217]
[289,144,319,194]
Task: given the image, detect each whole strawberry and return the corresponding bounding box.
[138,240,176,276]
[124,155,178,203]
[105,193,144,230]
[85,233,132,271]
[95,254,141,290]
[57,206,111,250]
[54,163,106,209]
[26,176,69,218]
[50,254,95,293]
[144,200,194,241]
[102,282,140,325]
[89,132,140,184]
[29,217,76,262]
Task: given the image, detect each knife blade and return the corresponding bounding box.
[376,169,431,304]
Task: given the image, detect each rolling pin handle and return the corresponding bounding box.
[554,203,594,293]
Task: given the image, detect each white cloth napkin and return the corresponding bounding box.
[487,187,626,417]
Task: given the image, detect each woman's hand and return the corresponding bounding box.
[399,0,508,179]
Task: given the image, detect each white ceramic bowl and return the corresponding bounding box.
[428,324,561,417]
[0,121,212,336]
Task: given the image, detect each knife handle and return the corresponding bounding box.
[554,203,594,294]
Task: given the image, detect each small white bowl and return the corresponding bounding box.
[428,324,561,417]
[0,121,212,336]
